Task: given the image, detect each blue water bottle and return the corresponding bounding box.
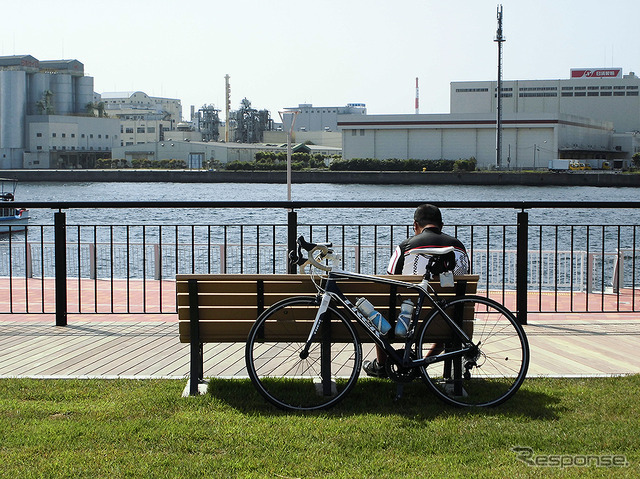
[394,299,414,338]
[355,297,391,335]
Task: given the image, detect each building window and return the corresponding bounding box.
[98,134,102,138]
[588,86,599,90]
[627,91,639,96]
[519,87,557,92]
[137,127,145,133]
[360,129,365,136]
[600,91,612,96]
[147,127,155,133]
[627,86,639,90]
[52,133,56,137]
[574,86,586,90]
[351,130,357,136]
[587,92,599,96]
[71,134,75,138]
[574,92,586,97]
[519,92,557,97]
[61,133,66,138]
[105,134,109,139]
[36,133,42,137]
[36,146,42,150]
[125,127,134,134]
[81,134,85,138]
[125,142,133,146]
[90,134,94,138]
[456,88,489,93]
[561,92,573,97]
[614,91,625,96]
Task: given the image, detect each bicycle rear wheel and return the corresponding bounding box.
[417,296,529,407]
[245,296,362,411]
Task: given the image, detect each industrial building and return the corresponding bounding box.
[283,103,367,132]
[338,68,640,169]
[111,140,341,167]
[99,91,184,145]
[0,55,120,169]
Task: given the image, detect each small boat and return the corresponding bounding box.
[0,178,29,233]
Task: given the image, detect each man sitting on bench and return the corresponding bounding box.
[363,204,470,378]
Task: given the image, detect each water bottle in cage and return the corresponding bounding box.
[355,297,391,336]
[394,299,414,338]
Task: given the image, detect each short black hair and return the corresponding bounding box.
[414,204,443,229]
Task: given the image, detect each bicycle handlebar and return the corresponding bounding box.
[292,236,336,273]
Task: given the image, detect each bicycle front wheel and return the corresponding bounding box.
[417,296,529,407]
[245,296,362,411]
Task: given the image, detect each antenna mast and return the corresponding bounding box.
[224,74,231,142]
[415,77,419,114]
[495,4,505,169]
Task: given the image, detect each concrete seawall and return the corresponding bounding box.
[2,169,639,187]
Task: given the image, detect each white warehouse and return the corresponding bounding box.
[338,68,640,169]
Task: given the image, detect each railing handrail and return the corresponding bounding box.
[13,200,640,210]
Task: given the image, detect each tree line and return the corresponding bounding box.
[94,154,478,171]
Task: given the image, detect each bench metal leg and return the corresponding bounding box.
[188,279,204,396]
[320,311,333,396]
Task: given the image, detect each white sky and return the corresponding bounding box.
[3,0,639,119]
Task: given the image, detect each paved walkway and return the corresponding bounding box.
[0,313,638,380]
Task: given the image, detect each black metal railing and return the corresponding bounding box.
[2,200,639,326]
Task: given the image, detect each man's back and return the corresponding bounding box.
[387,226,469,275]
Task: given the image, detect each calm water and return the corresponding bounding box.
[5,182,640,279]
[17,181,640,227]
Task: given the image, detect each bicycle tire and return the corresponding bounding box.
[245,296,362,411]
[416,295,529,407]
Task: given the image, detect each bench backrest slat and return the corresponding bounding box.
[177,274,478,343]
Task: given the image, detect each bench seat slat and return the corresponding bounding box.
[178,318,473,343]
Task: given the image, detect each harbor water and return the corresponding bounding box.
[4,182,639,285]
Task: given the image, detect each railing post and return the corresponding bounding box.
[154,244,162,280]
[25,242,33,278]
[287,209,298,274]
[89,243,96,280]
[54,210,67,326]
[516,210,528,325]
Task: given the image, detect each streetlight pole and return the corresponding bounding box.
[279,110,299,201]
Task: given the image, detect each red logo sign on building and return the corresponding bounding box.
[570,68,622,79]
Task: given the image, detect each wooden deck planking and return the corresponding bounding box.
[0,319,638,379]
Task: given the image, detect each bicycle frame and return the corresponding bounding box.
[302,269,477,370]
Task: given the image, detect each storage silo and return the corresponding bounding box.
[75,75,94,114]
[0,70,27,149]
[28,72,51,115]
[50,73,73,115]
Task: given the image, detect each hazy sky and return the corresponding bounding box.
[3,0,639,118]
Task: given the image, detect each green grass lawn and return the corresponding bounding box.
[0,376,638,478]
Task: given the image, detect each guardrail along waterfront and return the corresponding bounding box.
[2,201,639,325]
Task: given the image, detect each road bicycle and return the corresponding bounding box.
[245,236,530,411]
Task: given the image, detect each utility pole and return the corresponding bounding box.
[495,4,505,169]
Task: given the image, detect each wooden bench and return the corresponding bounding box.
[176,273,479,396]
